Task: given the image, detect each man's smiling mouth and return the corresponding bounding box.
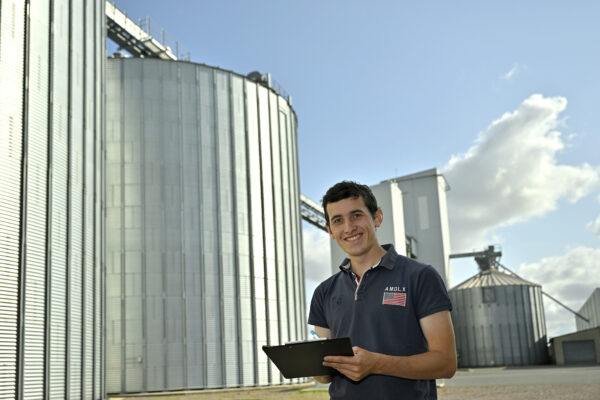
[345,234,362,242]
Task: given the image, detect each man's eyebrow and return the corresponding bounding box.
[330,209,364,220]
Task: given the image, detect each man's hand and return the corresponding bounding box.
[312,326,333,384]
[323,346,378,382]
[313,375,332,384]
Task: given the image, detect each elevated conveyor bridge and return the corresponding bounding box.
[106,1,182,60]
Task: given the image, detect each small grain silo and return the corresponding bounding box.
[449,247,548,367]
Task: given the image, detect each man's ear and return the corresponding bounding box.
[374,209,383,228]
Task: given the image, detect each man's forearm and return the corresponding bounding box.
[372,349,456,380]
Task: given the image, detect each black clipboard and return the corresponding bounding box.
[262,337,353,379]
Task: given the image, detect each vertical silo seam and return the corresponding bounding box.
[211,68,226,387]
[99,5,106,393]
[497,321,504,365]
[488,312,496,365]
[513,287,521,364]
[69,0,85,392]
[158,61,168,389]
[471,325,478,366]
[139,60,148,393]
[16,0,31,396]
[80,0,89,394]
[195,66,208,389]
[531,287,540,363]
[537,289,546,362]
[480,325,487,365]
[267,89,280,383]
[279,110,291,350]
[224,72,240,387]
[501,286,511,364]
[177,61,189,390]
[537,288,547,358]
[289,112,300,345]
[271,94,284,383]
[256,85,271,384]
[266,91,277,379]
[523,286,533,364]
[228,71,243,387]
[244,81,259,386]
[277,104,291,349]
[513,286,523,364]
[285,111,296,346]
[0,0,23,391]
[283,114,296,347]
[292,115,305,346]
[242,79,257,386]
[91,0,98,394]
[65,0,74,393]
[43,0,56,397]
[118,58,126,393]
[264,86,275,384]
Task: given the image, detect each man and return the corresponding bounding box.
[308,181,456,399]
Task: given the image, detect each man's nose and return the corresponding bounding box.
[343,218,355,232]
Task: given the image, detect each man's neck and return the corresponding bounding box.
[349,245,387,277]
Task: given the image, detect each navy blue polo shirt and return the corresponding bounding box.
[308,244,452,400]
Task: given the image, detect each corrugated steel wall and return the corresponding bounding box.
[105,58,306,394]
[0,0,105,399]
[450,283,548,367]
[576,288,600,331]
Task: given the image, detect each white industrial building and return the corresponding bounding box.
[329,168,451,286]
[577,288,600,331]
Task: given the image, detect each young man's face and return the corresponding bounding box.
[326,196,382,259]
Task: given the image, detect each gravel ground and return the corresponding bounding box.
[110,383,600,399]
[437,385,600,400]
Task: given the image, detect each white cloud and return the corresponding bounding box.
[302,225,331,284]
[517,247,600,338]
[502,63,519,80]
[443,94,600,252]
[587,215,600,236]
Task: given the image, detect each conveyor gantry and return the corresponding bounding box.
[300,195,327,232]
[106,1,179,60]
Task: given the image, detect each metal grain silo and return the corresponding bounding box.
[0,0,105,398]
[449,267,548,367]
[105,57,306,394]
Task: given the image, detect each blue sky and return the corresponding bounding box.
[109,1,600,338]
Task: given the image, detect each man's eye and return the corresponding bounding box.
[332,218,341,224]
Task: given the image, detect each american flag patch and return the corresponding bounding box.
[382,291,406,306]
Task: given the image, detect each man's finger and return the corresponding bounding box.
[323,355,354,363]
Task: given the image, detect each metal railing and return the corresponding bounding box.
[105,1,189,61]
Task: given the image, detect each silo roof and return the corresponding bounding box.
[451,268,540,290]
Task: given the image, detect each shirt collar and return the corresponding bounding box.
[338,244,399,273]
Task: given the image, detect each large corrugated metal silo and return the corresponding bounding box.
[105,57,306,394]
[449,267,548,367]
[0,0,105,398]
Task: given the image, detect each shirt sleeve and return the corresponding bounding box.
[414,265,452,320]
[307,281,329,329]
